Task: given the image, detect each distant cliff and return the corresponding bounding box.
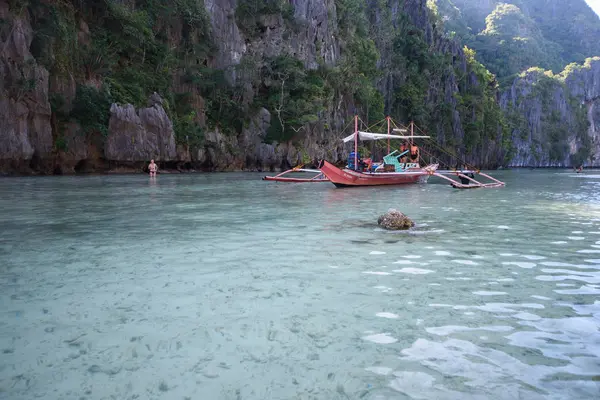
[435,0,600,80]
[501,58,599,167]
[433,0,600,167]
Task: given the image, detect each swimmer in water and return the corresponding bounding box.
[148,159,157,177]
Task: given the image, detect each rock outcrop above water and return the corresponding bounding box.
[378,209,415,231]
[105,95,177,162]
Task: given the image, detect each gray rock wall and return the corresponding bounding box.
[0,0,53,171]
[105,100,177,162]
[501,58,600,167]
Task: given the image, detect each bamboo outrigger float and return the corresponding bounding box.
[433,170,506,189]
[262,166,328,183]
[263,115,505,189]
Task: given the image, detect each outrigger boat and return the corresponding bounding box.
[264,115,505,189]
[317,116,436,187]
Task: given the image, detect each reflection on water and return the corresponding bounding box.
[0,170,599,399]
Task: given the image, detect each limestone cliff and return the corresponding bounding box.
[0,0,595,174]
[563,59,600,149]
[0,0,509,174]
[105,94,177,163]
[0,1,53,173]
[435,0,600,167]
[501,58,600,167]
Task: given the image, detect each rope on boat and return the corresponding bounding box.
[310,115,495,175]
[411,123,480,172]
[350,116,469,171]
[384,119,505,188]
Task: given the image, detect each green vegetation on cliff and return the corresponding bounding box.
[14,0,508,166]
[25,0,386,146]
[472,3,561,81]
[26,0,213,146]
[432,0,600,80]
[375,5,507,157]
[258,56,327,142]
[458,47,508,154]
[504,64,592,165]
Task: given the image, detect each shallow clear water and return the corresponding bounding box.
[1,170,599,400]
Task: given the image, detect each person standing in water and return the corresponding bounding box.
[148,159,158,177]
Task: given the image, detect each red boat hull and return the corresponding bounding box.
[318,160,431,187]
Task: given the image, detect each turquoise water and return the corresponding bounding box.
[0,170,599,399]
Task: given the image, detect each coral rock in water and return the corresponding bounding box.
[378,209,415,230]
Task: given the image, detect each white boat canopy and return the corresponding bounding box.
[342,131,431,143]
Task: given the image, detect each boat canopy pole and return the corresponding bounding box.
[354,115,358,171]
[387,116,390,154]
[342,132,430,142]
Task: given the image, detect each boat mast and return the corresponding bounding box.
[386,116,391,154]
[354,115,358,170]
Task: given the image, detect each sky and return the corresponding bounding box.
[586,0,600,16]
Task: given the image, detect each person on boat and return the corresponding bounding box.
[348,151,364,171]
[148,159,158,177]
[399,141,408,162]
[409,143,419,163]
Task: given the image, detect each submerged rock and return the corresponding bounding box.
[378,209,415,231]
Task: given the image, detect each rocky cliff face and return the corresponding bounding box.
[193,0,344,171]
[501,58,600,167]
[0,1,53,173]
[563,58,600,139]
[562,58,600,165]
[193,0,506,171]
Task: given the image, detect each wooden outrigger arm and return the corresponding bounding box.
[477,172,505,186]
[432,170,505,189]
[262,167,329,183]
